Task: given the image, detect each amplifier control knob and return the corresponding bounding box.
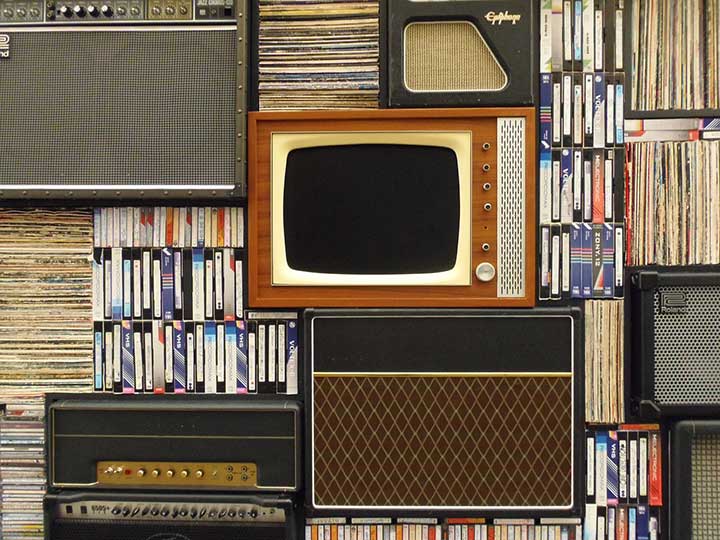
[178,5,187,14]
[180,469,189,478]
[17,8,27,17]
[249,509,258,519]
[151,469,160,478]
[111,507,121,515]
[475,262,496,283]
[141,507,150,516]
[121,507,131,517]
[208,510,217,518]
[150,508,159,516]
[87,5,98,15]
[199,508,207,518]
[72,5,85,16]
[165,5,174,14]
[131,507,140,516]
[30,8,40,16]
[100,4,112,15]
[228,510,236,518]
[2,8,13,16]
[137,468,146,477]
[179,508,188,517]
[218,509,227,518]
[166,469,175,478]
[195,469,204,478]
[116,5,125,14]
[160,508,169,517]
[129,5,138,15]
[58,5,71,16]
[171,509,179,518]
[151,5,160,14]
[190,508,197,518]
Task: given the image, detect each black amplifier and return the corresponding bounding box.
[45,492,297,540]
[47,395,301,492]
[631,269,720,416]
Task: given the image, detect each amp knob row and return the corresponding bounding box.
[57,4,132,17]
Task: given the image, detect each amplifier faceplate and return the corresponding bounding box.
[96,461,257,488]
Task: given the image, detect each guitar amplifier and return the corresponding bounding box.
[387,0,537,107]
[305,309,582,515]
[631,270,720,416]
[0,0,247,199]
[45,492,297,540]
[671,420,720,540]
[47,395,301,492]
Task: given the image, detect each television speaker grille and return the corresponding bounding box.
[403,21,507,92]
[0,27,236,191]
[652,286,720,405]
[497,118,526,298]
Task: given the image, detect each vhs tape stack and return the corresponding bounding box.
[257,0,380,110]
[584,426,663,540]
[91,207,297,395]
[305,518,583,540]
[538,0,625,300]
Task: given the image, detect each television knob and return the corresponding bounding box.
[475,262,496,283]
[100,4,112,15]
[87,5,98,15]
[72,5,85,16]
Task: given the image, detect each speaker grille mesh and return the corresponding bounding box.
[404,22,506,92]
[0,29,235,187]
[313,375,573,508]
[652,286,720,404]
[692,434,720,538]
[497,118,526,298]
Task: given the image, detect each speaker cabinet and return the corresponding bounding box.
[387,0,537,107]
[671,420,720,539]
[0,16,247,199]
[306,309,582,515]
[631,270,720,417]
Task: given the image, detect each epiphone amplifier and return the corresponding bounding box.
[387,0,537,107]
[45,492,296,540]
[671,421,720,540]
[47,395,301,491]
[0,0,247,199]
[631,270,720,416]
[249,108,536,308]
[306,309,582,515]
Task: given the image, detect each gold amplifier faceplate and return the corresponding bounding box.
[96,461,257,488]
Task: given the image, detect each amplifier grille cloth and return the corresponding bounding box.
[0,30,235,186]
[497,118,525,298]
[653,287,720,404]
[404,22,506,92]
[313,376,572,508]
[691,434,720,539]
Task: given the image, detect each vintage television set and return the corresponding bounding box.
[248,108,536,307]
[0,0,247,198]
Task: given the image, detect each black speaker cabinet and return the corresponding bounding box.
[305,308,582,516]
[671,420,720,539]
[387,0,537,108]
[0,2,247,199]
[631,270,720,417]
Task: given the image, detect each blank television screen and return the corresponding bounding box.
[283,144,460,275]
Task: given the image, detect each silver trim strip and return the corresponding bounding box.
[0,24,235,32]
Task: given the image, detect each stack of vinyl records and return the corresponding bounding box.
[258,0,379,110]
[585,300,625,425]
[0,397,45,540]
[626,139,720,266]
[630,0,720,111]
[0,209,94,396]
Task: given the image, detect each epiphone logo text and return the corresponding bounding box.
[0,35,9,59]
[484,11,522,25]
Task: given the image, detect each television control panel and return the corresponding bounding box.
[0,0,233,22]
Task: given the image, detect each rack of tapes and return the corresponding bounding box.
[91,207,298,395]
[539,0,625,300]
[305,518,584,540]
[584,425,663,540]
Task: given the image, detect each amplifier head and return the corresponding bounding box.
[45,492,294,540]
[387,0,537,107]
[0,2,247,199]
[631,270,720,417]
[305,309,582,515]
[671,420,720,539]
[46,395,301,492]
